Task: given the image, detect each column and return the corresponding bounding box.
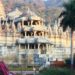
[33,44,35,49]
[42,31,44,38]
[28,43,29,50]
[34,31,36,37]
[25,31,26,37]
[44,31,45,38]
[34,44,36,54]
[28,22,30,26]
[25,44,26,50]
[38,44,40,54]
[48,44,50,54]
[46,44,48,54]
[38,21,40,25]
[18,44,21,64]
[44,32,46,37]
[22,20,24,26]
[41,21,43,25]
[48,45,50,51]
[45,32,48,38]
[31,20,33,26]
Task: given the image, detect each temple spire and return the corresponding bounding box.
[0,0,6,19]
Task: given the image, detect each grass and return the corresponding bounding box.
[39,67,75,75]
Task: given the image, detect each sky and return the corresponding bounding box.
[44,0,47,1]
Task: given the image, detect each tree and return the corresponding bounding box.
[59,0,75,69]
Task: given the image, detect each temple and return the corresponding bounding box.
[0,2,74,66]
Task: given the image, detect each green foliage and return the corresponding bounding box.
[39,68,75,75]
[59,0,75,31]
[8,66,33,71]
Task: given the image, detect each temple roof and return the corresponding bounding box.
[7,8,22,19]
[7,8,43,21]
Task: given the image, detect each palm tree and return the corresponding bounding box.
[59,0,75,69]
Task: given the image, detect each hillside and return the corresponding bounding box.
[3,0,64,23]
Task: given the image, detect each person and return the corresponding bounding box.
[0,70,4,75]
[0,61,15,75]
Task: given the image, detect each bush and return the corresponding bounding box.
[39,68,75,75]
[8,66,33,71]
